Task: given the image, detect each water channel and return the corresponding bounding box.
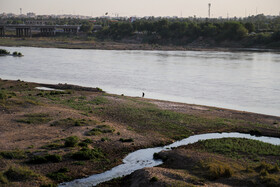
[0,46,280,116]
[59,132,280,187]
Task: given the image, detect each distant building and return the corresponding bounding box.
[27,12,36,18]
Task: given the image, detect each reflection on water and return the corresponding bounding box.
[0,46,280,116]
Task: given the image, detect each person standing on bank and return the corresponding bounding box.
[142,92,145,98]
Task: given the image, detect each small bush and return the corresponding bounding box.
[64,136,79,147]
[46,168,71,182]
[0,49,10,55]
[83,138,93,144]
[72,161,85,165]
[119,138,134,142]
[0,90,7,103]
[260,174,280,187]
[4,166,38,181]
[0,173,8,184]
[150,176,158,182]
[29,154,62,164]
[203,162,233,180]
[78,142,88,147]
[72,148,104,160]
[0,150,27,159]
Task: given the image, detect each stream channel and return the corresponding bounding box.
[59,132,280,187]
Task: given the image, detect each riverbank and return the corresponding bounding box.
[0,37,278,52]
[0,79,280,186]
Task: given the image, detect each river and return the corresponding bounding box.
[59,132,280,187]
[0,46,280,116]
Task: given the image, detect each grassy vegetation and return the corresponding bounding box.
[199,160,233,180]
[1,79,280,186]
[28,154,62,164]
[93,100,237,139]
[51,118,95,127]
[41,143,63,150]
[119,138,134,143]
[0,172,8,184]
[4,166,39,182]
[0,150,27,159]
[191,138,280,159]
[86,125,115,136]
[64,136,79,147]
[72,148,105,160]
[16,113,51,124]
[46,168,71,182]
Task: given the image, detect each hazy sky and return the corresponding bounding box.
[1,0,280,18]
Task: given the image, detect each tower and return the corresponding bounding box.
[20,8,22,14]
[208,3,211,18]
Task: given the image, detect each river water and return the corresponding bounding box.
[59,132,280,187]
[0,46,280,116]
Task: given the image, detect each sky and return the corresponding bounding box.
[1,0,280,18]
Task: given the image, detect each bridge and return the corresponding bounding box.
[0,24,81,37]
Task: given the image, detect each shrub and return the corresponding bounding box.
[29,154,62,164]
[150,176,158,182]
[64,136,79,147]
[0,49,10,55]
[0,90,7,103]
[0,150,27,159]
[0,173,8,184]
[72,148,104,160]
[46,168,71,182]
[119,138,134,142]
[4,166,38,181]
[78,142,88,147]
[204,162,233,180]
[83,138,93,144]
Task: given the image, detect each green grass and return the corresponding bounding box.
[89,96,108,105]
[16,113,51,124]
[191,138,280,160]
[0,150,27,159]
[94,101,233,139]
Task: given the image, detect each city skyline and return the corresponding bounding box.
[1,0,280,18]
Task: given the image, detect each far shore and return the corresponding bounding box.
[0,37,279,52]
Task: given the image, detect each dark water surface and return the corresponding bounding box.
[1,46,280,116]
